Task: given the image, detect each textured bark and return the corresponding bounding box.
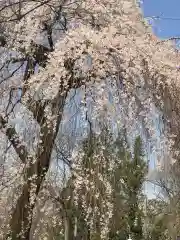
[64,216,74,240]
[8,185,31,239]
[63,180,75,240]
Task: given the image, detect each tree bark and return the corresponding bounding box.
[64,216,74,240]
[6,91,67,239]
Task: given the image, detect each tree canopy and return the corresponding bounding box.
[0,0,180,239]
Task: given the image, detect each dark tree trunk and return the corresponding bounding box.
[6,93,67,239]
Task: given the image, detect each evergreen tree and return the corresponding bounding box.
[64,129,148,240]
[109,135,147,240]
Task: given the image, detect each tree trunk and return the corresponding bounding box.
[6,93,67,239]
[63,181,75,240]
[64,216,74,240]
[7,185,31,239]
[0,36,80,238]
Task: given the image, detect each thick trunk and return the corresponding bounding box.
[7,185,31,239]
[64,216,74,240]
[7,94,67,239]
[7,156,54,239]
[64,182,75,240]
[7,163,46,239]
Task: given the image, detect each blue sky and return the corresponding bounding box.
[142,0,180,39]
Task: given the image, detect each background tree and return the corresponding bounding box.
[109,135,147,240]
[63,127,148,240]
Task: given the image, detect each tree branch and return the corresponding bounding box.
[0,115,28,163]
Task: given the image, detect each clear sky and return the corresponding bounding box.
[142,0,180,39]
